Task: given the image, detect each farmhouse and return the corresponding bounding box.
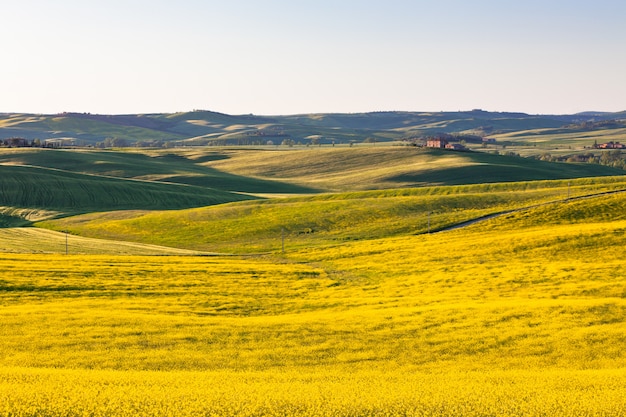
[425,137,467,151]
[594,141,626,149]
[426,138,448,148]
[445,143,466,151]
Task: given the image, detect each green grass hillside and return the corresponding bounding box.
[0,163,255,226]
[3,147,620,196]
[0,149,318,194]
[200,147,624,191]
[2,146,623,229]
[37,177,626,254]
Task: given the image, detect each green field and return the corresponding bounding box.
[1,146,622,229]
[0,148,317,194]
[0,163,257,226]
[197,146,623,190]
[35,176,626,254]
[1,146,626,415]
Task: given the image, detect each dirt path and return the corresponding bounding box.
[437,187,626,233]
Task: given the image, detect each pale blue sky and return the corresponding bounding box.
[2,0,625,115]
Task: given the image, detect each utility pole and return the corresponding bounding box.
[65,231,68,255]
[567,181,571,200]
[428,212,431,234]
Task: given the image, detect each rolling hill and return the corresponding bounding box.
[0,162,256,226]
[36,176,626,254]
[196,147,624,191]
[0,148,317,194]
[2,109,624,147]
[0,146,623,228]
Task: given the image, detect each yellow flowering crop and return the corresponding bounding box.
[2,192,626,415]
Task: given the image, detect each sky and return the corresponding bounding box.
[1,0,625,115]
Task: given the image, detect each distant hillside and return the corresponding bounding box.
[197,147,625,191]
[1,147,621,197]
[2,109,624,147]
[0,148,317,194]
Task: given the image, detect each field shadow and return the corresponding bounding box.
[164,172,320,194]
[386,156,622,186]
[151,153,320,194]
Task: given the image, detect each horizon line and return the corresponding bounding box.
[2,108,625,117]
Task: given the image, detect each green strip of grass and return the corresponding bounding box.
[0,164,255,222]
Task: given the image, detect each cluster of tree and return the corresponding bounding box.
[532,150,626,169]
[280,136,343,147]
[96,138,188,148]
[1,138,60,148]
[566,119,626,130]
[245,127,288,137]
[1,138,31,147]
[96,137,130,148]
[489,150,521,157]
[448,133,485,144]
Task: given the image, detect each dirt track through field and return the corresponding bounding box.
[437,187,626,233]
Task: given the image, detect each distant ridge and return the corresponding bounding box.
[575,110,626,118]
[1,110,625,146]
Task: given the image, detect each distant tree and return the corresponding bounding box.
[104,137,130,148]
[281,139,295,147]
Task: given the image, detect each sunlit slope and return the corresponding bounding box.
[489,125,626,149]
[0,164,254,225]
[2,219,626,371]
[202,147,623,191]
[0,148,317,194]
[37,177,626,253]
[0,113,183,142]
[0,228,205,255]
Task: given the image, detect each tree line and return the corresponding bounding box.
[532,150,626,169]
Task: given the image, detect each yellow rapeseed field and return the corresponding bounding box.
[2,367,625,416]
[2,197,626,416]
